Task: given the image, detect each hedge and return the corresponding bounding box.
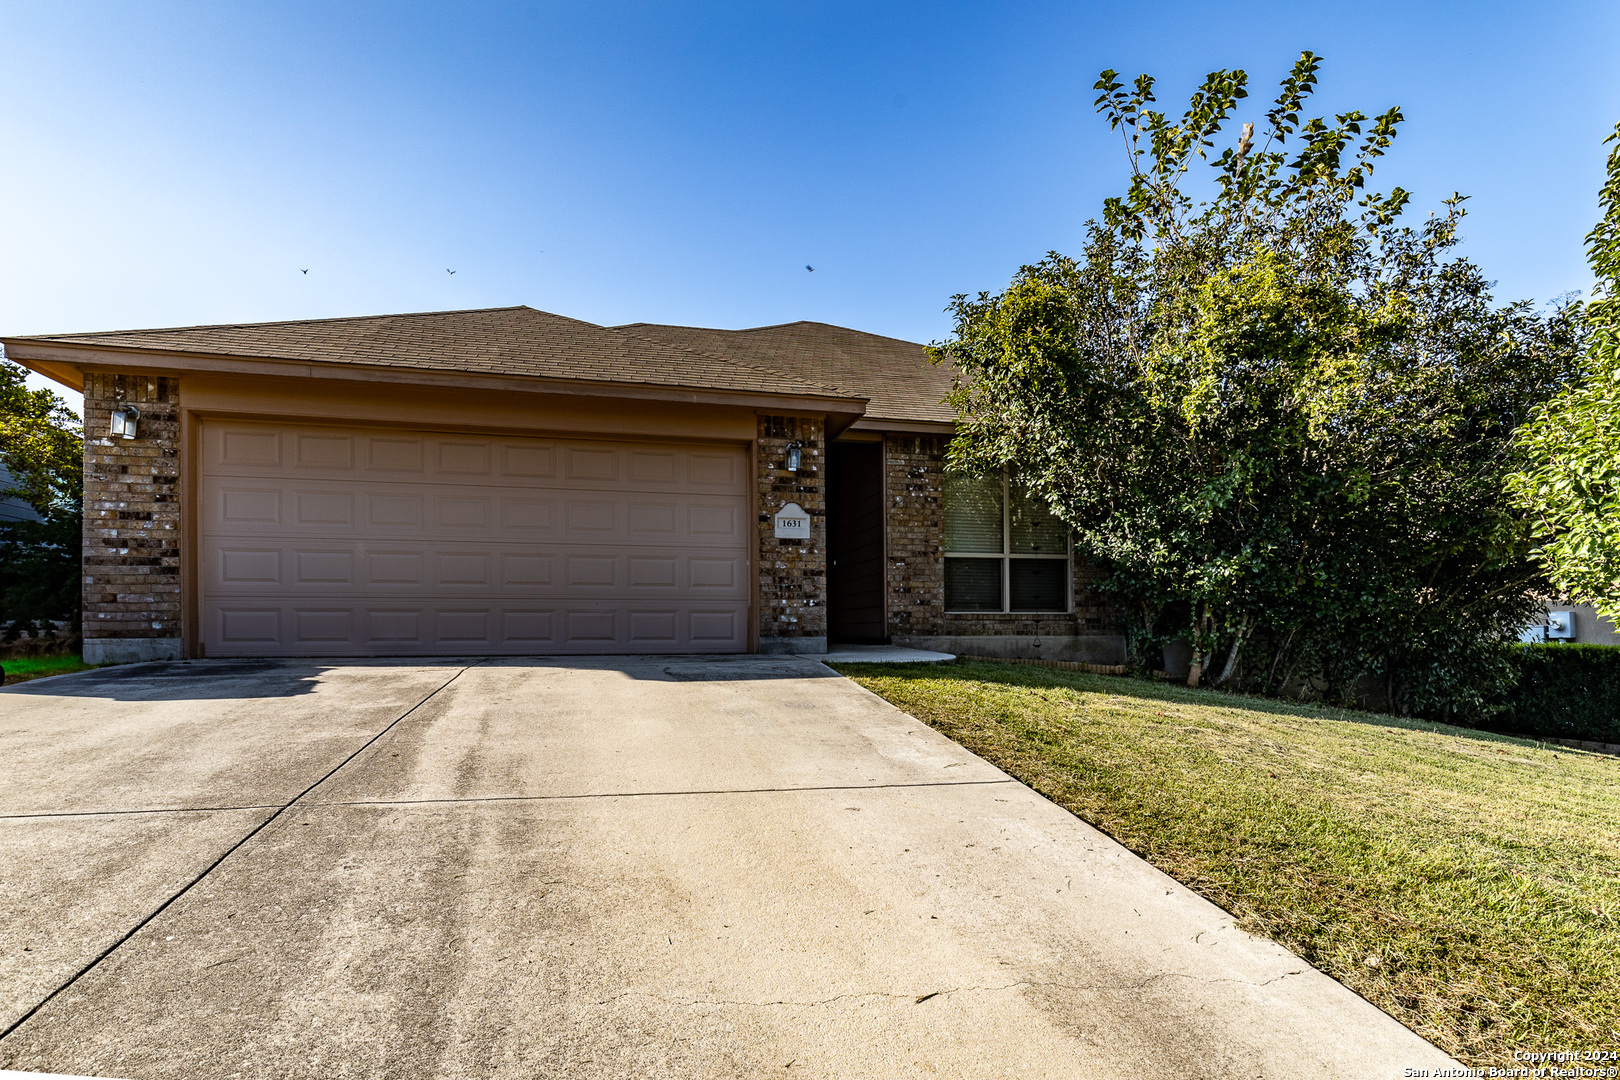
[1496,643,1620,743]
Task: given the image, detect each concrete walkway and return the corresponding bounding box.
[818,644,955,664]
[0,656,1458,1079]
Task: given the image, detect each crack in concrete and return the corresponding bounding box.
[580,968,1309,1011]
[0,780,1018,822]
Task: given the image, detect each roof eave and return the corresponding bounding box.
[0,339,871,418]
[847,417,955,434]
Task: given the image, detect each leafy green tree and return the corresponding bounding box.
[0,359,82,640]
[934,54,1586,717]
[1510,124,1620,622]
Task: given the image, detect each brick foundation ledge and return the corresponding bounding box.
[83,638,183,665]
[757,636,829,655]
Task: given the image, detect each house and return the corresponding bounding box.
[1,307,1121,665]
[0,465,42,524]
[1523,603,1620,647]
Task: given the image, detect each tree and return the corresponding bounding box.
[0,359,82,641]
[933,54,1587,717]
[1509,123,1620,623]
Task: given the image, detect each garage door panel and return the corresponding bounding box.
[218,548,282,585]
[368,551,426,585]
[218,427,283,467]
[294,491,354,526]
[434,553,493,586]
[436,609,491,644]
[628,451,677,483]
[218,608,282,646]
[689,450,742,488]
[564,499,619,535]
[295,432,355,469]
[628,501,677,535]
[298,609,355,644]
[202,600,749,655]
[500,553,554,586]
[207,427,746,492]
[690,503,743,539]
[202,422,750,656]
[501,609,555,644]
[369,494,426,527]
[437,441,492,475]
[565,446,619,481]
[219,488,282,525]
[501,444,555,477]
[208,545,747,597]
[367,436,426,472]
[690,609,741,643]
[500,497,554,532]
[294,550,355,584]
[690,557,740,589]
[436,496,492,529]
[629,557,677,587]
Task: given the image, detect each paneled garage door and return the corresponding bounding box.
[199,421,751,656]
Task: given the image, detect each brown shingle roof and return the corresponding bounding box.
[18,306,861,403]
[613,320,955,424]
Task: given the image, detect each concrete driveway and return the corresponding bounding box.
[0,656,1456,1079]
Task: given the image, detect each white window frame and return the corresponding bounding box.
[944,473,1072,614]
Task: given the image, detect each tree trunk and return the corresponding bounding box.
[1211,615,1251,688]
[1185,602,1211,688]
[1265,623,1299,694]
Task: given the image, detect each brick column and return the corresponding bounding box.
[883,434,946,638]
[82,373,182,664]
[757,415,827,653]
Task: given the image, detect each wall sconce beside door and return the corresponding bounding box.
[785,441,802,472]
[109,406,140,440]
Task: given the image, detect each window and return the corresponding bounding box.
[944,473,1070,612]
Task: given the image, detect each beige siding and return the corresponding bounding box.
[199,421,749,656]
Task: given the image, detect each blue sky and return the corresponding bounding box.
[4,1,1618,415]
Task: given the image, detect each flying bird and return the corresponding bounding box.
[805,265,815,272]
[447,269,456,275]
[300,269,308,274]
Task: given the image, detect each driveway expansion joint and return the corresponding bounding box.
[0,803,283,821]
[302,778,1017,810]
[0,660,483,1043]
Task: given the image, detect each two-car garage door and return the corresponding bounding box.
[199,421,751,656]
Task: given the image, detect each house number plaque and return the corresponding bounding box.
[773,502,811,539]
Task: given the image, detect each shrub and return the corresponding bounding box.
[1497,644,1620,743]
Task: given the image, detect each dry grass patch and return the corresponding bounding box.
[836,659,1620,1067]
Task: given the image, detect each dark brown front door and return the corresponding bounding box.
[827,441,886,644]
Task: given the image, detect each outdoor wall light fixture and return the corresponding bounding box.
[785,441,802,472]
[109,406,140,440]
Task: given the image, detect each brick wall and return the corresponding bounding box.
[881,433,1121,660]
[883,434,946,638]
[757,415,827,651]
[82,373,183,663]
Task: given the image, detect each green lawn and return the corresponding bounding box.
[834,659,1620,1067]
[1,653,96,684]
